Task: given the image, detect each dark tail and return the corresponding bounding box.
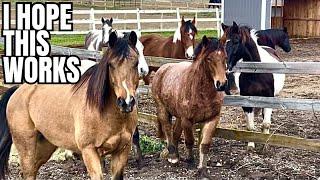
[0,86,18,180]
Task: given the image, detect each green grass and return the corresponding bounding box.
[49,34,85,47]
[142,29,217,39]
[139,135,164,154]
[0,30,217,51]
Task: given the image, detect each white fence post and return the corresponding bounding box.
[216,7,220,37]
[176,8,181,27]
[221,0,225,37]
[89,8,95,31]
[136,8,141,35]
[160,12,163,31]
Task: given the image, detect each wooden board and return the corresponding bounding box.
[138,112,320,152]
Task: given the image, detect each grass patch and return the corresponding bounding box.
[50,34,85,47]
[142,29,218,39]
[139,135,164,154]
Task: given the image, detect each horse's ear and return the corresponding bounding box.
[110,17,113,24]
[181,16,185,25]
[109,31,118,48]
[101,17,105,24]
[129,31,137,47]
[221,23,229,31]
[192,16,196,25]
[232,21,239,33]
[283,27,288,33]
[202,35,209,47]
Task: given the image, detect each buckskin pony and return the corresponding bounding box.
[151,36,227,177]
[0,31,140,180]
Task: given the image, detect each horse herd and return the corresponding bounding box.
[0,16,292,180]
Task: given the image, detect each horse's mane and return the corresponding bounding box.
[194,37,220,58]
[73,38,132,113]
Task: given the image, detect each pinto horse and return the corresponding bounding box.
[0,31,140,180]
[222,23,291,52]
[85,17,113,51]
[152,36,227,175]
[84,18,149,77]
[140,16,197,84]
[222,22,285,149]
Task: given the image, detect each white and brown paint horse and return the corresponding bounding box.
[0,31,140,180]
[140,16,197,84]
[84,17,149,77]
[222,22,285,149]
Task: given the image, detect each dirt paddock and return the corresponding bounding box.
[2,38,320,179]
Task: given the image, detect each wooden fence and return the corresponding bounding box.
[0,40,319,152]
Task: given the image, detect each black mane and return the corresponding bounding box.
[184,20,198,34]
[194,37,219,58]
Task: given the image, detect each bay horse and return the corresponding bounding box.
[84,18,149,77]
[140,16,197,84]
[0,31,140,180]
[151,36,227,176]
[222,22,285,149]
[222,23,291,52]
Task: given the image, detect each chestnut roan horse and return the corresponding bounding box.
[140,16,197,84]
[0,31,140,180]
[152,36,227,174]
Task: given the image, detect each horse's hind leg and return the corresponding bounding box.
[13,130,57,180]
[181,119,195,164]
[262,108,272,134]
[242,107,256,149]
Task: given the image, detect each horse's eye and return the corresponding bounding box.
[134,61,139,67]
[108,63,115,69]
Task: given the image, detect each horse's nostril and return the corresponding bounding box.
[216,81,221,88]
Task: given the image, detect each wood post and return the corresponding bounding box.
[136,8,141,35]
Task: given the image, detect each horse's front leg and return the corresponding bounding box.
[262,108,272,134]
[81,147,103,180]
[243,107,256,149]
[110,144,131,180]
[198,116,219,177]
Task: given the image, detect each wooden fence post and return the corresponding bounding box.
[136,8,141,35]
[176,8,180,27]
[89,8,95,31]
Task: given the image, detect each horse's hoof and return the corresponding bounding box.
[197,168,213,180]
[160,148,169,159]
[247,142,255,151]
[168,157,179,164]
[186,156,195,165]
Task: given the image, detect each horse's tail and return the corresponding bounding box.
[0,86,18,180]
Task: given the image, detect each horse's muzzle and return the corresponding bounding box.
[117,96,136,113]
[215,81,227,91]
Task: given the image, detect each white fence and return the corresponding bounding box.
[63,7,222,36]
[0,6,223,37]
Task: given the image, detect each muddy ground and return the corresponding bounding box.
[2,38,320,179]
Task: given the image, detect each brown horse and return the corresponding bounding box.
[140,16,197,84]
[0,31,140,180]
[151,36,227,175]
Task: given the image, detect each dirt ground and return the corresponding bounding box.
[2,38,320,179]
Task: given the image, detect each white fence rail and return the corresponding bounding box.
[0,6,223,36]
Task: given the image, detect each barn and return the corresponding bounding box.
[272,0,320,37]
[223,0,320,38]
